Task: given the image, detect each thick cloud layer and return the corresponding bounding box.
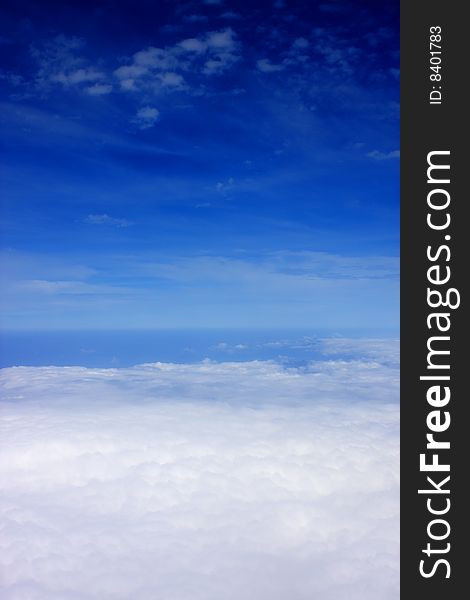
[0,342,399,599]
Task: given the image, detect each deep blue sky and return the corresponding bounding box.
[0,0,399,331]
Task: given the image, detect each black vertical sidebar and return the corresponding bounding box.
[401,2,468,598]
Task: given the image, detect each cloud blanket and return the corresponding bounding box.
[0,343,399,599]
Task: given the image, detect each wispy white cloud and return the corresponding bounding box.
[220,11,241,20]
[292,37,309,49]
[205,29,235,49]
[0,70,24,86]
[0,250,96,281]
[50,66,105,86]
[211,337,400,368]
[10,279,129,296]
[30,35,110,93]
[256,58,285,73]
[314,43,360,77]
[137,251,399,284]
[85,213,133,227]
[159,71,186,89]
[26,27,240,111]
[0,249,399,329]
[214,176,235,195]
[114,28,240,93]
[367,149,400,160]
[4,9,398,137]
[319,337,400,366]
[198,29,239,75]
[183,14,209,24]
[178,37,207,52]
[85,82,112,95]
[132,106,160,129]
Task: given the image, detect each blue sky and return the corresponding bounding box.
[0,0,399,331]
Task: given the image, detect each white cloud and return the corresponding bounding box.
[133,106,160,129]
[203,57,228,75]
[319,337,400,366]
[183,14,209,24]
[119,77,137,90]
[85,83,113,95]
[292,37,310,49]
[31,36,109,92]
[202,29,239,75]
[0,250,96,281]
[9,279,128,296]
[114,28,240,91]
[50,67,105,85]
[256,58,285,73]
[114,45,182,93]
[367,149,400,160]
[215,177,235,195]
[25,29,241,116]
[159,71,185,88]
[205,29,235,50]
[220,11,241,20]
[179,37,207,53]
[114,63,148,80]
[133,46,179,70]
[0,346,398,599]
[0,250,398,330]
[137,251,399,284]
[84,213,132,227]
[211,337,400,368]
